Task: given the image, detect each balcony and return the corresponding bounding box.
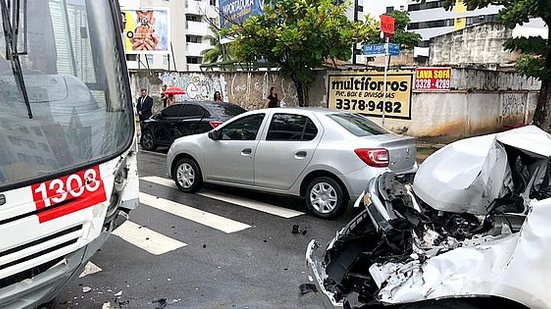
[185,0,208,16]
[186,64,202,71]
[186,21,209,36]
[186,42,211,57]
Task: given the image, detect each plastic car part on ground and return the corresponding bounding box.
[307,125,551,308]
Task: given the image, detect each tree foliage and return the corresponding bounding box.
[201,24,235,64]
[223,0,377,106]
[364,11,421,49]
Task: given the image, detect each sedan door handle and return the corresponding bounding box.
[295,151,307,159]
[241,148,252,156]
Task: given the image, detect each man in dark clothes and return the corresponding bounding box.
[137,88,153,127]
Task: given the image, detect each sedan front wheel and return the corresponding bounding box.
[305,176,346,219]
[173,158,203,193]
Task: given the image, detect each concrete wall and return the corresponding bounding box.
[429,23,518,66]
[130,71,298,113]
[130,67,540,141]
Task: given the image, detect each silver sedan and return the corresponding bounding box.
[166,108,417,218]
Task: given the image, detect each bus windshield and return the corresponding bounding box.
[0,0,133,190]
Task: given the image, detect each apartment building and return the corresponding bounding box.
[122,0,218,72]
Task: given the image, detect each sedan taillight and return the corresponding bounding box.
[210,121,222,128]
[354,148,389,167]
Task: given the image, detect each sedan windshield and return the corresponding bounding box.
[327,113,387,136]
[0,0,133,189]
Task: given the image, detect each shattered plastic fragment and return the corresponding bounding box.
[299,283,318,295]
[82,286,92,293]
[292,225,299,234]
[114,291,123,297]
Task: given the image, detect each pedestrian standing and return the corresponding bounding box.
[264,87,279,108]
[214,91,223,102]
[167,94,175,107]
[137,88,153,128]
[161,84,168,108]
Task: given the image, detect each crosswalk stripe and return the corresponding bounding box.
[140,176,304,218]
[112,221,187,255]
[139,192,251,234]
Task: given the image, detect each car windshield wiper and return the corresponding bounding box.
[0,0,32,119]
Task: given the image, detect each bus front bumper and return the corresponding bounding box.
[0,210,128,309]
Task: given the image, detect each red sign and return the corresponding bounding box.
[32,165,107,223]
[380,15,395,36]
[414,67,451,90]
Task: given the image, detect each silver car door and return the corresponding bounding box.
[203,113,265,185]
[254,112,321,190]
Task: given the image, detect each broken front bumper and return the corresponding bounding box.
[306,210,371,309]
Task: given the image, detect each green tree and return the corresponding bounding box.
[438,0,551,131]
[364,10,421,49]
[201,24,234,64]
[224,0,377,106]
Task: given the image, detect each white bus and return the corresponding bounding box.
[0,0,138,307]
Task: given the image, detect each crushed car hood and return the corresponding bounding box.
[413,125,551,215]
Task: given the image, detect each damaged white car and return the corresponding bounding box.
[307,125,551,308]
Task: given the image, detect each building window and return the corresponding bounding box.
[210,0,216,5]
[186,56,202,64]
[186,14,201,22]
[408,0,446,12]
[126,54,137,61]
[186,35,202,43]
[145,54,154,64]
[386,6,394,13]
[409,18,455,30]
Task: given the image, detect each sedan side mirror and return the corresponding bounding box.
[208,130,220,140]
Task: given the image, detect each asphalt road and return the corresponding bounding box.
[53,150,362,308]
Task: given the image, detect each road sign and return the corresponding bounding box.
[380,15,395,36]
[363,43,400,57]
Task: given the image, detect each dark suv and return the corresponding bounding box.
[140,101,246,150]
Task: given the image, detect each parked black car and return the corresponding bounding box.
[140,101,246,150]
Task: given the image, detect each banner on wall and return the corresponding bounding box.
[121,8,170,54]
[414,67,451,91]
[219,0,264,28]
[327,72,413,120]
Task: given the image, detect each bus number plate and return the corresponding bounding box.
[31,165,107,223]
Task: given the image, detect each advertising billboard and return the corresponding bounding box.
[219,0,264,28]
[327,72,414,120]
[414,67,451,91]
[121,8,170,54]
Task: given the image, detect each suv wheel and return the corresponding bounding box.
[305,176,346,219]
[173,158,203,193]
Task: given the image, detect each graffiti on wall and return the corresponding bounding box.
[501,93,526,117]
[160,73,225,102]
[156,71,298,110]
[500,92,527,127]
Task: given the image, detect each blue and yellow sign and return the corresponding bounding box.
[219,0,264,28]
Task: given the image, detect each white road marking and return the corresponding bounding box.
[112,221,187,255]
[140,176,304,218]
[197,191,304,218]
[139,192,251,234]
[79,262,102,278]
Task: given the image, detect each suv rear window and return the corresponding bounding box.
[327,113,387,136]
[204,103,246,117]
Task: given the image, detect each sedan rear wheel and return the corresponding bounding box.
[140,130,156,151]
[305,176,346,219]
[173,158,203,193]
